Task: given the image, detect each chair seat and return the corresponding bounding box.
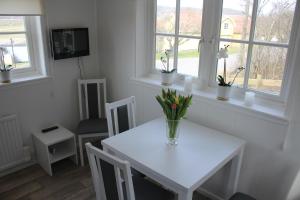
[230,192,256,200]
[133,176,174,200]
[100,160,174,200]
[77,118,108,135]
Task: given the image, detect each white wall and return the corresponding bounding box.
[97,0,300,199]
[0,0,100,158]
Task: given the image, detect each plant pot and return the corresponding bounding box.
[165,119,180,145]
[1,71,11,83]
[161,72,175,86]
[217,86,231,101]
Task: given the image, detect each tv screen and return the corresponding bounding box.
[51,28,90,60]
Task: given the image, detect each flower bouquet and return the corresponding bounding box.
[156,89,192,145]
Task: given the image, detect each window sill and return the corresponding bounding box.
[0,75,52,90]
[131,75,289,126]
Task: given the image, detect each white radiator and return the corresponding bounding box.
[0,115,27,171]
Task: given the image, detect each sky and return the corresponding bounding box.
[157,0,296,14]
[157,0,245,10]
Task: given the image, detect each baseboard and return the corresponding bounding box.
[0,160,37,178]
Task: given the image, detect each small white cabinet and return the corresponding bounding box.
[32,125,78,176]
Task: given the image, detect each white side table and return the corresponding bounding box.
[32,125,78,176]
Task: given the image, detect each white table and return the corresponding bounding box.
[32,125,78,176]
[102,118,245,200]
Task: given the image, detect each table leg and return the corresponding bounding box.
[103,146,108,152]
[225,146,245,199]
[79,135,84,166]
[178,191,193,200]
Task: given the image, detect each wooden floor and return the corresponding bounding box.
[0,160,95,200]
[0,160,210,200]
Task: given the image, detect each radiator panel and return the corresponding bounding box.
[0,115,24,171]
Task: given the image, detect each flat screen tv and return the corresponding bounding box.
[51,28,90,60]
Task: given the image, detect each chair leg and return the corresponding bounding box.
[79,136,85,166]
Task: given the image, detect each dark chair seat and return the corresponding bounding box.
[133,176,174,200]
[230,192,256,200]
[77,118,108,135]
[100,160,174,200]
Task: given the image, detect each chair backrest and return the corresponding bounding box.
[105,96,136,137]
[86,143,135,200]
[78,79,107,120]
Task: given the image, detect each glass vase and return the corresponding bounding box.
[166,119,180,145]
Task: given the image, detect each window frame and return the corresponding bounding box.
[153,0,205,77]
[0,16,43,79]
[209,0,300,102]
[151,0,300,102]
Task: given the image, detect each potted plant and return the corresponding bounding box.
[156,89,192,145]
[0,47,13,83]
[217,45,244,101]
[160,49,176,85]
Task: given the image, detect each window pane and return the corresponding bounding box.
[254,0,296,43]
[177,38,200,76]
[0,16,25,32]
[0,34,30,69]
[179,0,203,36]
[249,45,287,94]
[217,42,248,87]
[155,36,175,71]
[221,0,253,40]
[156,0,176,34]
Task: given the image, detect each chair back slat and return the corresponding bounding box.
[113,108,120,135]
[105,96,136,137]
[87,146,107,200]
[86,143,135,200]
[78,81,84,121]
[78,79,107,120]
[103,82,107,117]
[97,83,102,118]
[127,104,132,129]
[106,105,114,138]
[84,84,89,119]
[114,166,124,200]
[124,165,135,200]
[131,97,136,127]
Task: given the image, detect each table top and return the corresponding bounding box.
[33,125,75,146]
[102,118,245,191]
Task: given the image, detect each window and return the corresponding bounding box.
[155,0,204,77]
[217,0,297,96]
[0,16,30,69]
[224,23,229,30]
[0,16,45,79]
[152,0,299,100]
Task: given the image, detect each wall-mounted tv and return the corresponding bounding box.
[51,28,90,60]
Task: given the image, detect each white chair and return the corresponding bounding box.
[77,79,108,166]
[105,96,136,137]
[85,143,174,200]
[106,96,145,177]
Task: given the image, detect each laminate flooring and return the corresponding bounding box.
[0,160,211,200]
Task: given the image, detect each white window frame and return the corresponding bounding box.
[153,0,206,78]
[0,16,46,80]
[209,0,300,102]
[151,0,300,102]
